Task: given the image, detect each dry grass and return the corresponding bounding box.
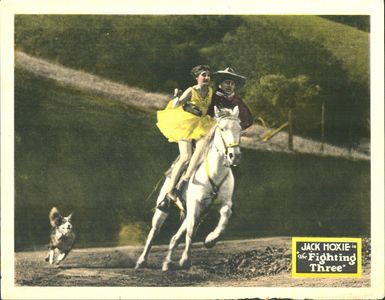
[15,51,169,110]
[241,125,369,161]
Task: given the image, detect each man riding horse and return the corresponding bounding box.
[209,67,253,131]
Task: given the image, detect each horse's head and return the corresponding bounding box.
[213,106,242,167]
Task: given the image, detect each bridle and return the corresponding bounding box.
[204,116,241,198]
[214,116,241,156]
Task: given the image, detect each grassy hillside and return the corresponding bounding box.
[321,15,369,32]
[257,15,369,85]
[204,15,369,143]
[14,15,242,92]
[15,69,370,251]
[14,15,369,145]
[14,15,368,90]
[15,70,179,249]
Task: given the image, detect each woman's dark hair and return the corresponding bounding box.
[191,65,210,78]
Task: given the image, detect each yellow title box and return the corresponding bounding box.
[292,237,362,278]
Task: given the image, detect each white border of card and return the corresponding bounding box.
[1,0,384,299]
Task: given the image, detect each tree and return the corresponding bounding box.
[247,74,320,150]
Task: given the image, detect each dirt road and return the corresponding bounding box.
[15,237,370,287]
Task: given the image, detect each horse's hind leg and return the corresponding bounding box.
[162,219,187,271]
[135,209,168,269]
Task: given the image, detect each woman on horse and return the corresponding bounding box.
[156,65,215,211]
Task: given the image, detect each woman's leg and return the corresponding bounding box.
[180,137,206,182]
[176,128,215,194]
[166,140,192,195]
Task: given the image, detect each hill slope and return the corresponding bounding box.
[14,15,370,145]
[15,61,370,250]
[248,15,369,85]
[14,15,368,90]
[15,51,369,161]
[15,69,178,249]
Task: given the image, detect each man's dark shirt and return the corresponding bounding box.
[207,89,253,130]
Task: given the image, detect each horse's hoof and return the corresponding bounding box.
[135,260,146,270]
[162,261,172,272]
[179,258,191,269]
[204,232,220,249]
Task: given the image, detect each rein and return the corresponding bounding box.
[205,156,229,199]
[217,128,240,155]
[215,116,240,155]
[204,117,240,199]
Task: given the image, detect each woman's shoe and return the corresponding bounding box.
[157,196,171,213]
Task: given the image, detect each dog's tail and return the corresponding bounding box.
[49,207,62,227]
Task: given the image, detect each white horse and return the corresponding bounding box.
[135,106,242,270]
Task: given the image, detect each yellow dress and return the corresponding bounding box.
[157,87,215,142]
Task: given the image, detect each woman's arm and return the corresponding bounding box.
[172,87,192,108]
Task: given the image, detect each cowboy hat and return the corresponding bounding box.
[212,67,246,86]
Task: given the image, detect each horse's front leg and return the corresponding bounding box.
[178,214,196,269]
[179,195,206,269]
[204,203,232,248]
[204,178,234,249]
[136,178,170,270]
[162,219,187,271]
[135,209,168,269]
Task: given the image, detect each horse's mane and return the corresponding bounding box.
[194,124,216,170]
[193,109,237,173]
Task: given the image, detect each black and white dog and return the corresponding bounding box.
[45,207,76,265]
